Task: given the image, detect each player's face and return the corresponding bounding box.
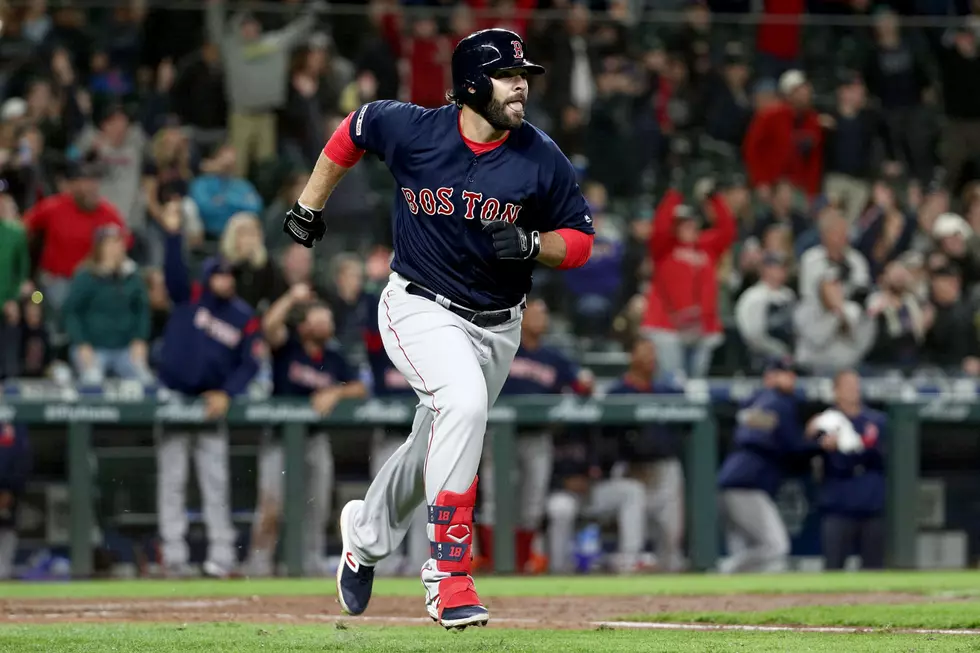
[484,70,529,130]
[522,300,549,337]
[834,371,861,407]
[209,272,236,299]
[303,307,335,342]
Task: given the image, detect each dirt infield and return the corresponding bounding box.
[0,591,951,629]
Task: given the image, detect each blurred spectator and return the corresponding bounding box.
[540,3,596,121]
[404,16,451,109]
[23,155,130,317]
[864,261,930,371]
[171,43,227,134]
[736,222,798,298]
[928,211,980,287]
[206,0,317,177]
[189,144,263,238]
[0,422,30,580]
[220,212,284,314]
[63,225,152,384]
[338,69,379,115]
[821,72,885,223]
[264,172,309,255]
[863,8,935,186]
[0,193,30,379]
[921,264,979,374]
[354,1,401,102]
[735,252,797,366]
[76,103,147,232]
[809,371,886,571]
[855,180,916,280]
[755,0,803,80]
[752,180,809,241]
[21,0,53,46]
[666,0,715,85]
[642,188,736,378]
[561,181,625,338]
[799,208,872,302]
[744,70,823,198]
[704,43,753,148]
[794,271,876,374]
[17,295,52,379]
[139,59,178,136]
[281,40,333,167]
[936,25,980,193]
[142,126,203,263]
[144,268,171,345]
[607,339,687,572]
[88,48,134,102]
[325,253,372,353]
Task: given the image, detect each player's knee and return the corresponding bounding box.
[764,528,791,558]
[546,492,578,523]
[442,387,488,430]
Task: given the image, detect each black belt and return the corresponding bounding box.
[405,283,524,328]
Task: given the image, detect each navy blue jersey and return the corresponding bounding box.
[605,377,684,461]
[155,234,260,397]
[363,294,414,397]
[350,101,594,310]
[717,388,818,497]
[271,331,356,397]
[0,423,30,528]
[818,408,887,517]
[500,344,579,395]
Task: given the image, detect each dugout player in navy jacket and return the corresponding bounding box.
[808,370,886,570]
[717,357,821,573]
[0,422,30,579]
[605,339,687,572]
[247,283,367,576]
[363,291,430,577]
[155,209,260,578]
[477,298,593,574]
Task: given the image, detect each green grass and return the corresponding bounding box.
[627,602,980,630]
[3,571,980,600]
[2,623,978,653]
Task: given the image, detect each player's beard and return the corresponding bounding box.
[481,96,523,131]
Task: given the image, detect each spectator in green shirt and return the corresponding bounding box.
[63,225,153,384]
[0,194,30,379]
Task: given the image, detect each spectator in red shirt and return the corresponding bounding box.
[755,0,803,80]
[23,156,130,317]
[642,187,737,378]
[404,16,451,109]
[743,70,824,199]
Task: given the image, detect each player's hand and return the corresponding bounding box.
[203,390,231,419]
[283,201,326,248]
[312,388,342,416]
[483,220,541,261]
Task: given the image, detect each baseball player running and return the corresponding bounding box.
[282,28,594,629]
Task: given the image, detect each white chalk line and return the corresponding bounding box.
[593,621,980,636]
[6,598,980,636]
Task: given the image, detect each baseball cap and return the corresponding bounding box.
[933,212,972,239]
[764,355,798,374]
[778,69,807,96]
[0,97,27,121]
[762,251,788,267]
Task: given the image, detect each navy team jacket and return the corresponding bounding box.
[718,388,819,497]
[155,234,259,397]
[604,377,684,461]
[0,423,30,528]
[818,408,887,518]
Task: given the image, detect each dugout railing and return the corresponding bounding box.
[0,390,959,577]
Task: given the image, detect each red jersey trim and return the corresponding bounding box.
[323,112,365,168]
[554,229,594,269]
[458,114,509,155]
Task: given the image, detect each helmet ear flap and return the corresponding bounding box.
[461,74,492,110]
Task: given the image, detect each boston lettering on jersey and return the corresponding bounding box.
[500,344,579,395]
[349,100,594,312]
[272,332,356,397]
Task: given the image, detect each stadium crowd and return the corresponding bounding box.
[0,0,978,577]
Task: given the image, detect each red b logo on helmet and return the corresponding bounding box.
[511,40,524,59]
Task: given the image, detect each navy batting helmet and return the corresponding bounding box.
[450,28,545,110]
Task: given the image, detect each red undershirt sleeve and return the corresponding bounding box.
[553,228,594,269]
[323,113,365,168]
